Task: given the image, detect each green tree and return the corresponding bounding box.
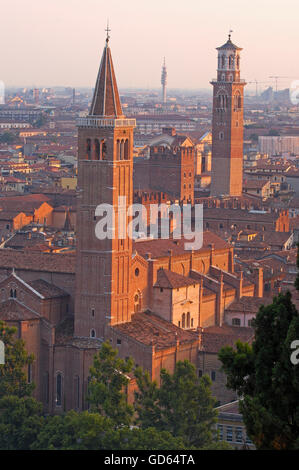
[32,410,188,450]
[219,292,299,449]
[31,411,116,450]
[0,321,34,398]
[0,395,44,450]
[88,341,134,426]
[135,360,218,448]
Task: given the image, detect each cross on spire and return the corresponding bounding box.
[105,21,111,45]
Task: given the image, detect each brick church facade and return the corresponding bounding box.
[0,35,264,410]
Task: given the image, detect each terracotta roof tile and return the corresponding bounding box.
[201,325,254,353]
[0,249,75,274]
[154,269,199,289]
[0,299,40,321]
[112,311,199,350]
[133,231,229,259]
[28,279,69,299]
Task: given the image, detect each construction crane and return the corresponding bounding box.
[247,79,272,97]
[269,76,297,92]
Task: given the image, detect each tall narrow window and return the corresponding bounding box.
[74,375,80,409]
[28,363,32,383]
[56,373,62,406]
[187,312,190,328]
[117,139,121,159]
[124,139,129,160]
[101,139,107,160]
[94,139,100,160]
[43,372,49,405]
[86,139,91,160]
[182,313,186,329]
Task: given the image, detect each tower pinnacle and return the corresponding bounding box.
[89,31,123,118]
[105,21,111,45]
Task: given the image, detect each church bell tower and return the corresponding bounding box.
[75,30,136,339]
[210,34,246,197]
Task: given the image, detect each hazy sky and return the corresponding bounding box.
[1,0,298,92]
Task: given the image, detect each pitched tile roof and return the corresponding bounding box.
[133,231,229,259]
[0,249,75,274]
[225,296,273,314]
[28,279,69,299]
[154,269,199,289]
[112,311,199,351]
[0,298,40,321]
[200,325,254,354]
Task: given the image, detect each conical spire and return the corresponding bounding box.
[89,31,124,118]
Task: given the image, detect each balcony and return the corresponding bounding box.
[210,79,246,84]
[77,117,136,128]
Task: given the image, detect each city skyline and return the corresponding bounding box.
[1,0,298,91]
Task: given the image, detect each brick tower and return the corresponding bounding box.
[210,34,246,197]
[75,30,136,339]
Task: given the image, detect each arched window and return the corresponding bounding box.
[86,139,91,160]
[124,139,129,160]
[229,55,234,69]
[221,55,225,68]
[234,92,242,110]
[236,56,240,69]
[187,312,190,329]
[217,94,228,110]
[134,291,141,313]
[117,139,121,159]
[101,139,107,160]
[119,140,125,160]
[182,313,186,329]
[219,132,224,140]
[56,373,62,406]
[10,289,13,298]
[94,139,100,160]
[90,329,96,338]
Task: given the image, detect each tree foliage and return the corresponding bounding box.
[134,360,218,448]
[31,410,188,450]
[87,341,134,426]
[219,292,299,449]
[0,395,44,450]
[0,321,34,399]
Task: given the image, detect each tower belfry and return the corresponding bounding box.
[210,34,246,197]
[75,32,136,339]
